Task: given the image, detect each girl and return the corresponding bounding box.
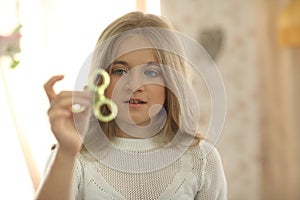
[36,12,227,200]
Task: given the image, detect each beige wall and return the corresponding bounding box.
[161,0,300,199]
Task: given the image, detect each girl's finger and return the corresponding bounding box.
[44,75,64,102]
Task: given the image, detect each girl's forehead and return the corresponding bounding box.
[116,48,158,64]
[115,35,155,57]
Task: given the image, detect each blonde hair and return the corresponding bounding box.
[90,12,202,145]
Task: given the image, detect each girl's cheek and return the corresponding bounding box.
[104,87,113,99]
[105,78,126,102]
[105,82,118,100]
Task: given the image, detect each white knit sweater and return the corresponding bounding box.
[49,138,227,200]
[47,138,227,200]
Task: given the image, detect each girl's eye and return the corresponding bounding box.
[112,68,127,75]
[144,69,160,77]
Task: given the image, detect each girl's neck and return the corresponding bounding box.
[113,112,166,139]
[115,126,140,139]
[114,123,152,139]
[114,120,163,139]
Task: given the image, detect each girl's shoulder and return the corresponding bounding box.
[187,140,226,192]
[189,139,222,159]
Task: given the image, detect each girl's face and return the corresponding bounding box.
[105,36,166,126]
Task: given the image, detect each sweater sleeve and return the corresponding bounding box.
[195,142,227,200]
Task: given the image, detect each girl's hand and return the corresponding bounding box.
[44,75,91,156]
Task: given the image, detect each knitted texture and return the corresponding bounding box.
[69,139,227,199]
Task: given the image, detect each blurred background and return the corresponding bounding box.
[0,0,299,199]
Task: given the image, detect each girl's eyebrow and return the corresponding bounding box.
[146,61,160,65]
[143,61,161,68]
[112,60,128,66]
[112,60,160,67]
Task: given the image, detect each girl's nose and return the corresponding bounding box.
[125,68,145,93]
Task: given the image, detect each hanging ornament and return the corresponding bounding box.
[0,25,22,68]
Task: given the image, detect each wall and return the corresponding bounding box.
[162,0,300,199]
[161,0,262,199]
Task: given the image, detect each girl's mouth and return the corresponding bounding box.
[123,98,147,105]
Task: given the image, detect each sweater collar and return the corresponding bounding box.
[111,135,162,151]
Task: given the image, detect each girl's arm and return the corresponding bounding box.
[34,75,90,200]
[34,147,77,200]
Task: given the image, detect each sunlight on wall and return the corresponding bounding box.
[0,0,160,199]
